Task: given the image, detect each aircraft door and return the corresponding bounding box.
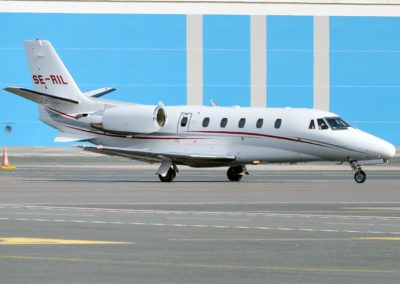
[177,113,192,134]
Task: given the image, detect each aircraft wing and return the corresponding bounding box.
[80,146,236,166]
[54,132,98,142]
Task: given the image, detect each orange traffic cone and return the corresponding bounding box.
[1,148,16,170]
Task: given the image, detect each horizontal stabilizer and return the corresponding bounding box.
[84,87,116,98]
[4,87,79,105]
[54,132,96,142]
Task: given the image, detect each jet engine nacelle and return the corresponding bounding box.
[102,105,167,134]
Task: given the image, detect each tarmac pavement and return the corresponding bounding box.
[0,147,400,283]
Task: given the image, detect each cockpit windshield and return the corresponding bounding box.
[325,117,351,130]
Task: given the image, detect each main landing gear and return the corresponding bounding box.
[158,162,178,182]
[350,160,367,184]
[157,164,249,182]
[227,165,248,182]
[159,167,177,182]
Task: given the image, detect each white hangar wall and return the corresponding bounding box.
[1,1,399,145]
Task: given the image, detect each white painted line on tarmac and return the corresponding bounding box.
[4,202,400,206]
[15,212,95,217]
[89,221,107,224]
[326,222,400,227]
[346,207,400,211]
[2,204,399,223]
[4,203,400,224]
[168,238,354,242]
[167,217,249,222]
[2,215,399,235]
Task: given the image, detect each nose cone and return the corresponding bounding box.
[346,129,396,161]
[369,136,396,160]
[381,142,397,160]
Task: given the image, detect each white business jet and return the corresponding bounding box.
[4,39,396,183]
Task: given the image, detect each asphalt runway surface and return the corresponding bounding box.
[1,148,400,283]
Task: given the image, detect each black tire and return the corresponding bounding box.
[354,170,366,184]
[227,166,243,182]
[159,168,176,182]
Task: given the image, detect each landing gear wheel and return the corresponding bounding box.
[354,170,366,184]
[227,166,243,182]
[159,167,176,182]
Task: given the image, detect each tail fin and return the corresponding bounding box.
[24,39,89,104]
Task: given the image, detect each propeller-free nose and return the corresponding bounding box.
[381,142,396,160]
[368,135,396,160]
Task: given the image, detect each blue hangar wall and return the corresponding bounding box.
[0,13,399,146]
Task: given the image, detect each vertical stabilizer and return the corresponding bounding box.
[24,39,89,104]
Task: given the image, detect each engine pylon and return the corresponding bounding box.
[1,148,16,170]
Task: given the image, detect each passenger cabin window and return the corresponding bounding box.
[317,118,329,130]
[202,117,210,127]
[180,117,188,127]
[238,118,246,128]
[274,119,282,129]
[256,118,263,129]
[325,117,350,130]
[309,120,315,129]
[220,118,228,128]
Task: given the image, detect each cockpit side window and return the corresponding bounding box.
[309,120,315,129]
[325,117,350,130]
[317,118,329,130]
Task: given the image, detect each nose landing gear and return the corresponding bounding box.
[350,160,367,184]
[354,169,367,184]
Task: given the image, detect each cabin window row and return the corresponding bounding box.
[200,117,282,129]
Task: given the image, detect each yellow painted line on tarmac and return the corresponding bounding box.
[0,237,133,245]
[354,237,400,241]
[0,254,398,274]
